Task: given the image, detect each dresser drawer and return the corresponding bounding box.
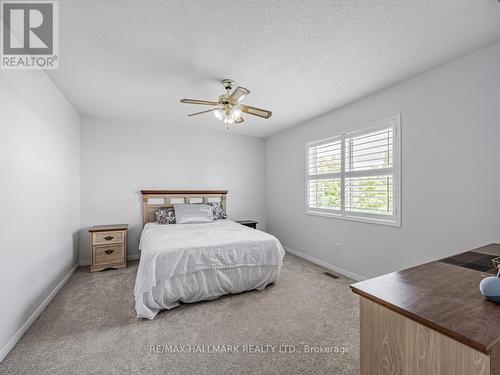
[93,230,125,245]
[93,244,124,265]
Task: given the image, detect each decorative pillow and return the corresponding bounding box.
[174,204,214,224]
[154,207,176,225]
[208,201,227,220]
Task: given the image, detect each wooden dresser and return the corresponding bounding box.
[89,224,128,272]
[351,243,500,375]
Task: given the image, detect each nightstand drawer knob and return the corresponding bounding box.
[104,236,114,241]
[104,249,114,254]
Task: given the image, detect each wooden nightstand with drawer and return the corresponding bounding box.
[89,224,128,272]
[235,220,258,229]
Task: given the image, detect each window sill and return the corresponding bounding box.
[305,210,401,227]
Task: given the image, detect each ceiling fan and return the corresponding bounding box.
[180,79,272,129]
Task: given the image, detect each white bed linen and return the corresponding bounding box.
[134,220,285,319]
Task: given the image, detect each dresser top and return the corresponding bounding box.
[351,243,500,354]
[89,224,128,232]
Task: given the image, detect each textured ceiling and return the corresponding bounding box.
[47,0,500,137]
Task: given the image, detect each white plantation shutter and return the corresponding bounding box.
[307,137,342,211]
[306,115,401,226]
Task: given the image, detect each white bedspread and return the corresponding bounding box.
[134,220,285,319]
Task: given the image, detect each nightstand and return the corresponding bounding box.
[235,220,258,229]
[89,224,128,272]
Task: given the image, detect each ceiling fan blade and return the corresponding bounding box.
[235,116,245,124]
[181,99,219,106]
[228,86,250,103]
[241,105,272,119]
[188,108,217,117]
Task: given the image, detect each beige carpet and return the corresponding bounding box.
[0,254,360,375]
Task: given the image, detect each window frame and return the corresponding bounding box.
[305,114,401,227]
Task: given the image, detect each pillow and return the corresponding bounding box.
[208,201,227,220]
[154,207,176,225]
[174,204,214,224]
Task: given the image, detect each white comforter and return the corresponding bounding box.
[134,220,285,319]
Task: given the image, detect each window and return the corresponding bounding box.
[306,115,401,226]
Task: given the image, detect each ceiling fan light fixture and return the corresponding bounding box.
[213,106,242,124]
[231,108,242,118]
[213,109,223,120]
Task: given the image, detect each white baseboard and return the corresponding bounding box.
[284,246,366,282]
[78,254,140,266]
[0,263,79,363]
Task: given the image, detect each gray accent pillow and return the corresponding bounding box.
[208,201,227,220]
[154,207,176,225]
[174,204,214,224]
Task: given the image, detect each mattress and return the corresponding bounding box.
[134,220,285,319]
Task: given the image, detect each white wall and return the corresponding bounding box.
[0,69,80,358]
[265,42,500,279]
[79,117,266,263]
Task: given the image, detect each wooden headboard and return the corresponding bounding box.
[141,190,228,225]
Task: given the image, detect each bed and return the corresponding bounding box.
[134,190,285,319]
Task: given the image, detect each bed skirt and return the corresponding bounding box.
[135,264,281,319]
